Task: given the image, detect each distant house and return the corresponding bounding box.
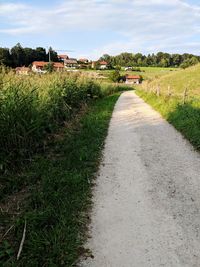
[32,61,47,73]
[99,61,108,70]
[58,54,69,61]
[124,67,132,71]
[64,58,78,68]
[32,61,64,73]
[125,75,141,85]
[15,66,31,75]
[78,58,89,64]
[52,62,65,71]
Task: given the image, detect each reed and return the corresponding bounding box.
[0,71,123,170]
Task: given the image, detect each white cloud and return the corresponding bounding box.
[0,0,200,57]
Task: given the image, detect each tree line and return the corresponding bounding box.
[1,44,200,69]
[99,52,200,69]
[0,43,58,68]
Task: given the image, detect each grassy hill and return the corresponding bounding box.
[143,64,200,99]
[137,64,200,150]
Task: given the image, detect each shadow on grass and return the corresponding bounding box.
[167,103,200,150]
[137,89,200,151]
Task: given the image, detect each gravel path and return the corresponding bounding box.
[79,91,200,267]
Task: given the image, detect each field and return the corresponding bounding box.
[141,64,200,99]
[0,70,127,266]
[81,66,178,82]
[137,64,200,150]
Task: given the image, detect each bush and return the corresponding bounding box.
[109,70,121,83]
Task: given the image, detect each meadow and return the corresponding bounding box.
[83,66,178,82]
[141,64,200,99]
[137,64,200,150]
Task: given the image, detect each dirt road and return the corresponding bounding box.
[79,91,200,267]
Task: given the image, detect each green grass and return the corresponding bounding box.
[136,64,200,150]
[0,71,125,171]
[142,63,200,99]
[0,93,120,266]
[81,67,178,82]
[136,90,200,150]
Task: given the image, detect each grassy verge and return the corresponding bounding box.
[0,93,120,266]
[136,89,200,150]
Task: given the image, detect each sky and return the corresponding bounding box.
[0,0,200,59]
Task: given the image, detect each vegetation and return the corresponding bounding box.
[0,93,120,266]
[99,52,200,68]
[1,44,199,70]
[0,68,130,265]
[136,64,200,150]
[0,71,126,172]
[141,63,200,98]
[109,69,122,82]
[43,62,54,73]
[94,66,177,83]
[0,43,58,68]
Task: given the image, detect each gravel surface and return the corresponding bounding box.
[79,91,200,267]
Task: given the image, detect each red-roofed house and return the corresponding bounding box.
[99,61,108,69]
[125,75,141,85]
[78,58,89,63]
[53,62,65,71]
[15,66,31,75]
[64,58,78,68]
[58,54,69,61]
[32,61,64,73]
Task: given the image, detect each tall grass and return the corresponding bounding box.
[0,93,120,266]
[0,72,123,170]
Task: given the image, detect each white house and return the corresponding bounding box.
[64,58,78,68]
[99,61,108,69]
[125,75,141,85]
[32,61,64,73]
[16,66,31,75]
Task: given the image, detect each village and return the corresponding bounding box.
[15,54,142,85]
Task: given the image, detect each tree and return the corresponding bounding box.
[23,48,35,66]
[171,54,182,67]
[35,47,46,61]
[109,70,121,82]
[180,57,199,69]
[190,56,199,66]
[0,48,11,66]
[47,47,58,62]
[44,62,54,73]
[10,43,25,67]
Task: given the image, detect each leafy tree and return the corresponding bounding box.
[0,48,11,66]
[47,47,58,62]
[109,70,121,82]
[10,43,25,67]
[190,56,199,66]
[23,48,35,66]
[94,61,100,70]
[44,62,54,73]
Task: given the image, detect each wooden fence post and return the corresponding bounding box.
[156,84,160,97]
[183,87,188,104]
[167,85,171,97]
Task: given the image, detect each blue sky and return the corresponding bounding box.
[0,0,200,59]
